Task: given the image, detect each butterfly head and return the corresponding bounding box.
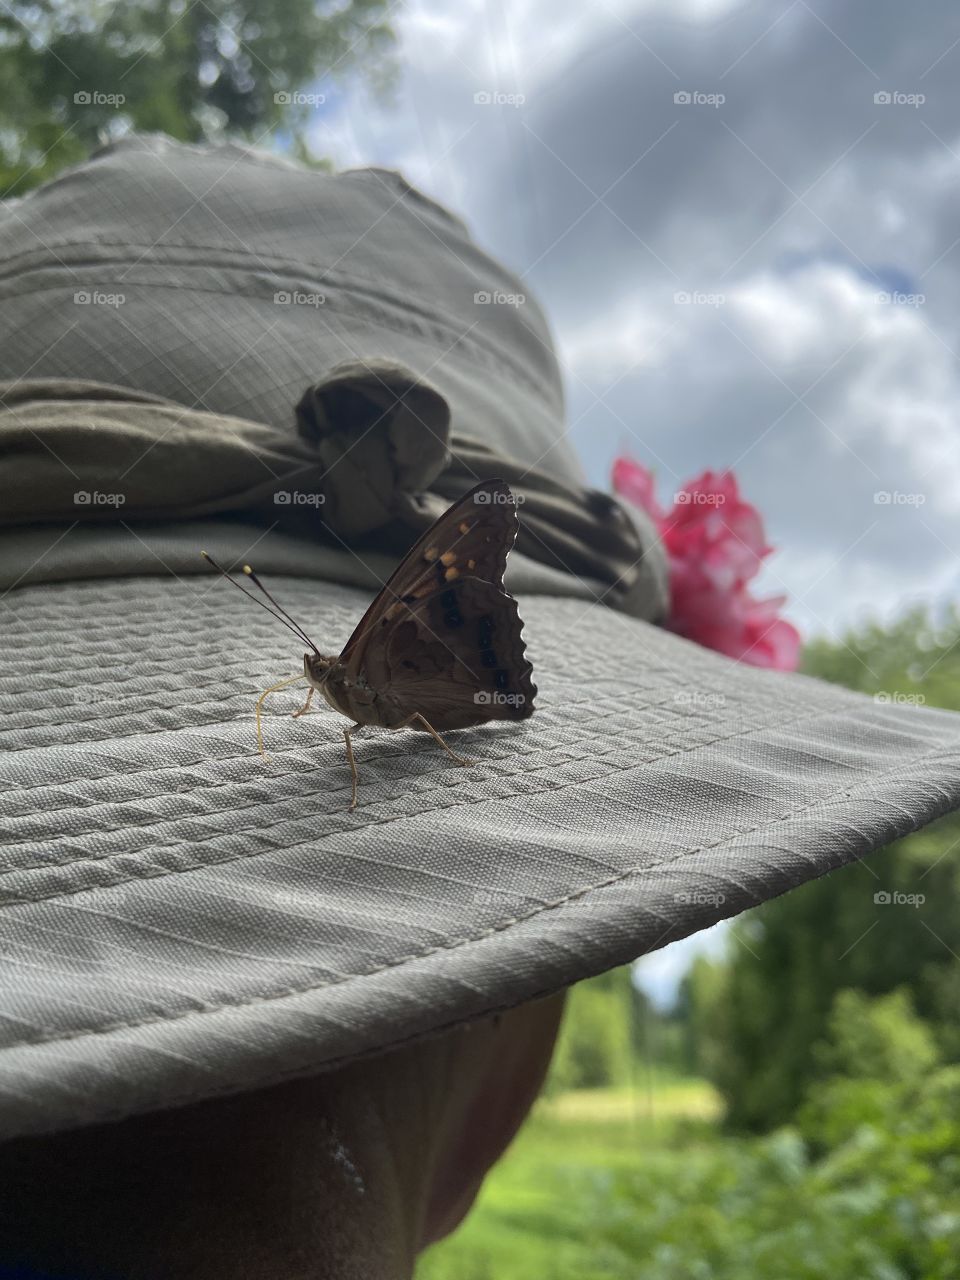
[304,651,341,688]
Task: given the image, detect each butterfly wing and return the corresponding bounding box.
[338,478,536,729]
[340,478,521,679]
[379,575,536,729]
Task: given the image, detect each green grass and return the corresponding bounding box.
[416,1079,721,1280]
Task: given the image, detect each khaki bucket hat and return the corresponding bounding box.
[1,134,959,1141]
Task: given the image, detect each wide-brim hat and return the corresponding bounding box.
[2,134,959,1142]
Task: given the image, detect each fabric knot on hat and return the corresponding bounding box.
[294,360,452,539]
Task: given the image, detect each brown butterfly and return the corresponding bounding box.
[203,478,536,809]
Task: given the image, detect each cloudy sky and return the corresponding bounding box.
[306,0,960,648]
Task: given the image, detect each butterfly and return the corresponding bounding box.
[203,478,536,809]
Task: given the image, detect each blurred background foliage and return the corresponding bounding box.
[0,0,395,194]
[2,13,958,1274]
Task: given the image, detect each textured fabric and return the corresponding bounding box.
[2,572,960,1139]
[0,372,666,619]
[0,135,574,484]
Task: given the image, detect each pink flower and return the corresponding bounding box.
[613,457,801,671]
[612,455,665,523]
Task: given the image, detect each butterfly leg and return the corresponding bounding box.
[291,687,315,719]
[255,674,307,760]
[390,712,475,768]
[343,722,364,811]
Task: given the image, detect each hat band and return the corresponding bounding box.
[0,368,668,620]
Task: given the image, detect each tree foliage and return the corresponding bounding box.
[0,0,396,194]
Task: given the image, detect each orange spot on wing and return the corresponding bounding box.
[440,550,457,566]
[444,566,460,581]
[458,521,471,534]
[424,546,439,562]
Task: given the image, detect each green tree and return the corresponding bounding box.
[813,987,939,1082]
[547,967,638,1093]
[0,0,396,194]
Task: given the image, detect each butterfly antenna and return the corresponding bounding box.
[200,552,321,654]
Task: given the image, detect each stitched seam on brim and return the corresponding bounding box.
[0,685,790,841]
[2,734,959,1053]
[0,701,865,890]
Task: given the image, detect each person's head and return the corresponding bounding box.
[0,995,565,1280]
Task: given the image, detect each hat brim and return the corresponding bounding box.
[3,570,960,1139]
